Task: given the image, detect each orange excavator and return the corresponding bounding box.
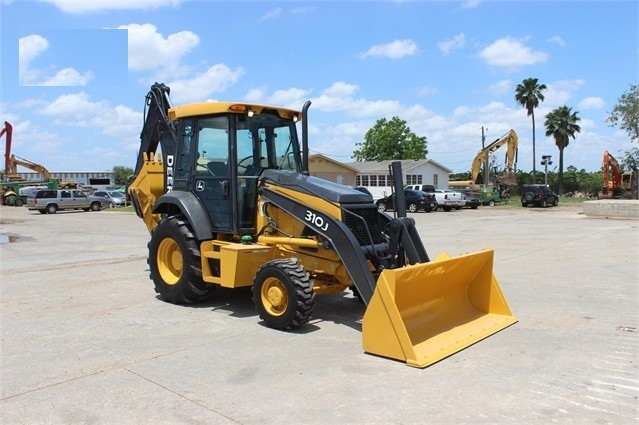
[599,150,633,199]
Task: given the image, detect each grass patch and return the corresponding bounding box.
[102,206,136,213]
[487,195,590,209]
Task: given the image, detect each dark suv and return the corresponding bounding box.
[521,185,559,208]
[376,189,437,213]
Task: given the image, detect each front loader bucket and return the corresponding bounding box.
[362,249,517,368]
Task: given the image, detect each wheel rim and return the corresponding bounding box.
[260,277,288,317]
[157,238,182,285]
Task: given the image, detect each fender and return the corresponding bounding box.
[153,191,214,241]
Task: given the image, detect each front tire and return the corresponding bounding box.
[377,202,387,212]
[148,215,210,304]
[408,203,417,213]
[90,202,101,211]
[252,259,315,330]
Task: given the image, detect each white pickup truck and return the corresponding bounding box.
[405,185,466,211]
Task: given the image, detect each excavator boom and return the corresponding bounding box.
[471,129,518,184]
[2,121,13,175]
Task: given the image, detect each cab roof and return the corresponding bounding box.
[168,102,302,121]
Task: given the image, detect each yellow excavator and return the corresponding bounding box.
[2,121,78,190]
[6,155,78,189]
[127,83,517,368]
[449,129,518,204]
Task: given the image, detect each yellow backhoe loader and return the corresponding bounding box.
[127,83,517,368]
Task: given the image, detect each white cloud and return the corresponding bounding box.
[487,79,511,96]
[19,34,94,86]
[462,0,483,8]
[438,33,466,54]
[360,39,418,59]
[418,85,439,96]
[546,35,566,47]
[478,37,548,69]
[38,0,183,14]
[19,34,48,84]
[244,87,267,103]
[40,68,94,86]
[36,92,139,136]
[118,23,199,75]
[259,8,282,22]
[167,64,244,104]
[579,96,605,110]
[543,79,586,107]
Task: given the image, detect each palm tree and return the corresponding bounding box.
[544,105,581,194]
[515,78,547,183]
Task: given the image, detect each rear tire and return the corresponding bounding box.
[488,200,495,207]
[252,259,315,330]
[46,204,58,214]
[148,215,210,304]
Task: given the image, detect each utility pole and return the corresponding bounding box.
[541,155,552,185]
[482,127,489,186]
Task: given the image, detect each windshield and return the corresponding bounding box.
[235,111,300,173]
[108,192,124,198]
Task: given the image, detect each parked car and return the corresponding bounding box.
[376,189,437,213]
[29,189,102,214]
[90,190,128,208]
[461,194,481,209]
[521,185,559,208]
[404,185,465,211]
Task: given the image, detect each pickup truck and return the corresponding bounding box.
[28,189,102,214]
[405,185,466,211]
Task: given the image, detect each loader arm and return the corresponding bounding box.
[259,184,379,304]
[258,163,431,306]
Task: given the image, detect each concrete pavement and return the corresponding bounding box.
[1,203,637,424]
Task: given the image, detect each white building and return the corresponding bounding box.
[345,159,453,200]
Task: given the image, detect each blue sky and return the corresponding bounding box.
[1,0,636,175]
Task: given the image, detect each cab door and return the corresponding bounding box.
[190,117,233,232]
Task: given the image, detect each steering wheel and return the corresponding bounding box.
[237,156,254,174]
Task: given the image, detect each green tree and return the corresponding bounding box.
[607,83,639,198]
[515,78,547,183]
[112,165,134,186]
[544,105,581,195]
[353,117,427,161]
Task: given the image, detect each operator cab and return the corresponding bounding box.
[171,106,302,236]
